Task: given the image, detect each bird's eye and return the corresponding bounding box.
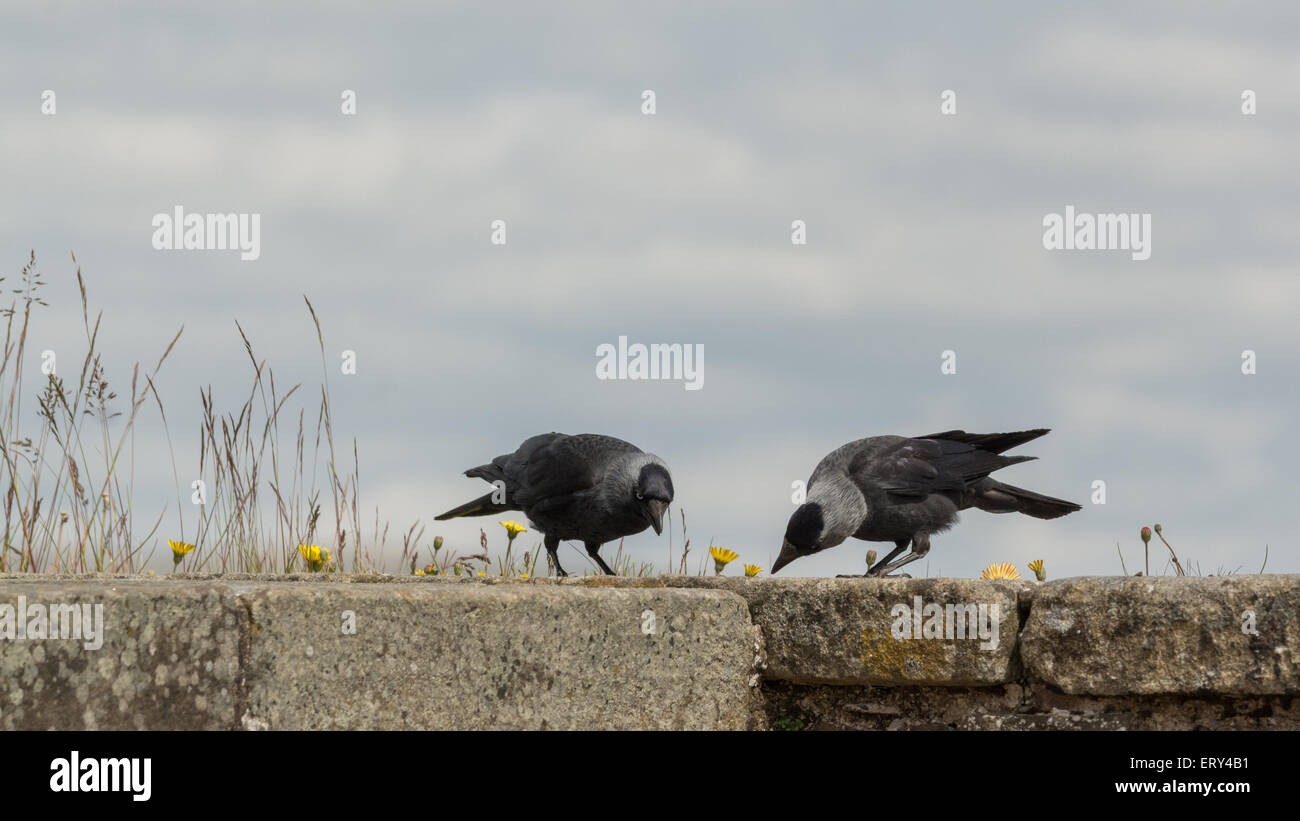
[635,491,644,500]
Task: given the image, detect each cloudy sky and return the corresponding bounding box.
[2,1,1297,577]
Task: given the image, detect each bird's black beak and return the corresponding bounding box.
[646,499,668,535]
[771,539,800,574]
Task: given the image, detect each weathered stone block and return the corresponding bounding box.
[679,577,1024,686]
[237,582,758,729]
[1021,575,1300,695]
[0,581,243,730]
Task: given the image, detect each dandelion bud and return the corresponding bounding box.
[1027,559,1046,581]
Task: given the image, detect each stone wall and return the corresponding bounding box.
[1,574,1296,729]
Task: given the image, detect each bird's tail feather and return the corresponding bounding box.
[922,428,1051,454]
[434,492,512,520]
[978,481,1081,519]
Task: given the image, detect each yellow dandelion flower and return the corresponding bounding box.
[415,569,425,575]
[476,571,486,577]
[981,562,1021,580]
[499,520,528,539]
[1026,559,1046,581]
[709,546,739,575]
[744,564,763,577]
[521,574,530,579]
[297,544,327,572]
[168,539,196,556]
[709,546,739,564]
[168,539,196,568]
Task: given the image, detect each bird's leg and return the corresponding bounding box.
[868,533,931,577]
[545,534,568,577]
[856,539,910,578]
[585,541,617,575]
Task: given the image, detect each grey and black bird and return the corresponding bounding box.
[434,432,674,576]
[773,429,1080,576]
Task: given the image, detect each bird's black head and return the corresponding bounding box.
[635,463,674,535]
[773,502,824,574]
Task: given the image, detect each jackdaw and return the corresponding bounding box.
[434,432,673,576]
[773,429,1080,576]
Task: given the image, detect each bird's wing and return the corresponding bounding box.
[848,435,1032,500]
[516,433,639,506]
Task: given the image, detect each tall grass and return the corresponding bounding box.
[186,299,371,574]
[0,251,179,573]
[0,252,377,574]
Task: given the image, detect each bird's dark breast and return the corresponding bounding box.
[588,508,651,541]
